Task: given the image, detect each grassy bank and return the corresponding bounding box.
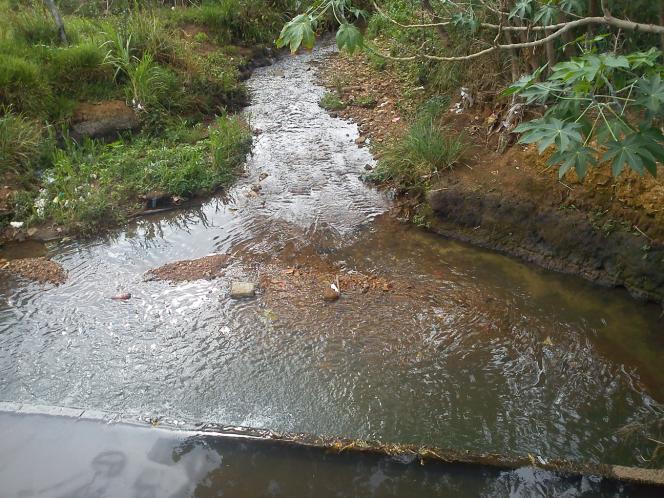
[0,0,294,237]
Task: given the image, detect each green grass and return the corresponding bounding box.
[368,116,467,195]
[170,0,287,45]
[319,92,346,111]
[12,116,252,233]
[0,111,45,176]
[0,1,290,236]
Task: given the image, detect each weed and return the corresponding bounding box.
[354,94,377,109]
[16,116,252,232]
[319,92,346,111]
[194,32,209,43]
[0,54,52,115]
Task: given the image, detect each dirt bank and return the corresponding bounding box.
[0,257,67,285]
[319,51,664,304]
[146,254,231,282]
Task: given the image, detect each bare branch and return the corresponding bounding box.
[368,13,664,63]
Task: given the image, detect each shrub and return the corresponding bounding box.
[0,111,43,175]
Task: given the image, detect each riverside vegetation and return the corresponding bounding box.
[0,0,296,236]
[283,1,664,303]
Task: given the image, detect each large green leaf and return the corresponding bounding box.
[509,0,533,20]
[602,133,658,176]
[548,143,596,180]
[515,118,583,153]
[276,14,315,53]
[534,5,557,26]
[626,48,661,70]
[336,23,363,54]
[502,66,546,97]
[551,55,601,84]
[635,74,664,116]
[635,126,664,176]
[559,0,583,14]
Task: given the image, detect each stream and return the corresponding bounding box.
[1,42,663,477]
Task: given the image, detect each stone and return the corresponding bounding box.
[322,286,340,302]
[70,100,139,142]
[230,282,256,299]
[355,136,367,145]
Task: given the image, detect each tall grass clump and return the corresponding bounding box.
[0,111,43,175]
[45,42,112,94]
[371,115,466,195]
[0,54,52,115]
[210,115,252,172]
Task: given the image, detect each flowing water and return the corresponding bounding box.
[1,43,663,477]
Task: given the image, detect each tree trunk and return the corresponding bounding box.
[43,0,68,45]
[588,0,599,36]
[660,0,664,53]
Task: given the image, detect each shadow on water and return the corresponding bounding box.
[0,41,662,472]
[0,412,659,498]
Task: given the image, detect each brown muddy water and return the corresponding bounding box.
[0,42,663,490]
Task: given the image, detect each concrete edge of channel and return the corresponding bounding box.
[1,401,662,488]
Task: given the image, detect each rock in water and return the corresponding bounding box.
[111,293,131,300]
[230,282,256,299]
[322,286,340,302]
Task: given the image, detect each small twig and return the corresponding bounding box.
[558,181,573,191]
[633,225,652,242]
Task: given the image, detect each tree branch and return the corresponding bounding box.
[369,13,664,62]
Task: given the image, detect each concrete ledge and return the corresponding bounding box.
[1,401,662,488]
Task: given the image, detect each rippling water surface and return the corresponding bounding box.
[0,44,662,468]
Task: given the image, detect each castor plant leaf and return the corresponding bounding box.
[276,14,315,53]
[336,23,363,55]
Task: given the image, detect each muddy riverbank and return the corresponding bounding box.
[318,51,664,305]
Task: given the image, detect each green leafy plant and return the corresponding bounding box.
[276,1,367,54]
[508,49,664,179]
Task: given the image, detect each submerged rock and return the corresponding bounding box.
[230,281,256,299]
[322,285,340,302]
